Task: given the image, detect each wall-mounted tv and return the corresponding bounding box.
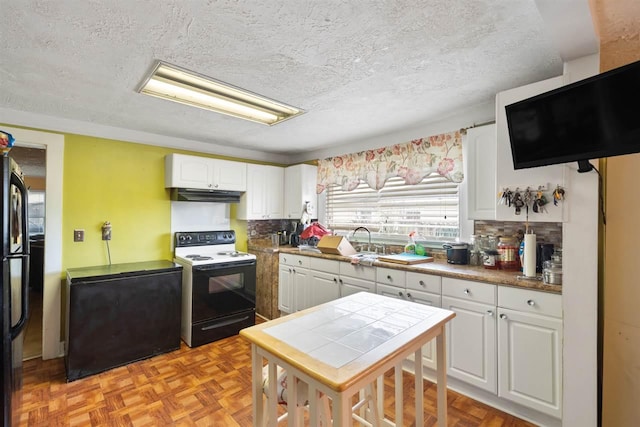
[505,59,640,172]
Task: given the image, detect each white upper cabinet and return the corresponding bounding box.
[284,164,318,220]
[165,153,247,192]
[495,76,568,222]
[465,124,497,220]
[211,159,247,192]
[238,164,284,220]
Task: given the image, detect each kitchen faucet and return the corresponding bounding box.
[351,226,371,252]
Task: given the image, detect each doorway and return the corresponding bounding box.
[9,146,46,360]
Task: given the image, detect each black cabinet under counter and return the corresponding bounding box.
[65,260,183,381]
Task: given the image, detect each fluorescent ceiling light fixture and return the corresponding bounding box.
[137,61,304,125]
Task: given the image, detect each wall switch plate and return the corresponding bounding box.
[73,229,85,242]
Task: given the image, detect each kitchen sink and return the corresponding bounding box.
[350,252,379,259]
[298,245,322,253]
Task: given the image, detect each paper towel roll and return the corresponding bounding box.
[524,234,537,277]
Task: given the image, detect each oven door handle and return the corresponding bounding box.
[193,260,256,271]
[201,316,250,331]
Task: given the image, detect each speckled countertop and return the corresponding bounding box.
[248,243,562,294]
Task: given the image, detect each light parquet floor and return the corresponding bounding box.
[18,318,536,427]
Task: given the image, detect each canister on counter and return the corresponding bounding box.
[483,250,499,269]
[497,236,520,271]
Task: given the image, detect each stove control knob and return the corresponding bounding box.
[186,235,192,241]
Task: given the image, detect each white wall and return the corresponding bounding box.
[560,54,600,427]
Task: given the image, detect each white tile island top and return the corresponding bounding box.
[241,292,456,426]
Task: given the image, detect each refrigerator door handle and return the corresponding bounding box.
[8,254,29,340]
[9,171,30,340]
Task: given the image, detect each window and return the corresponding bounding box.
[27,190,45,235]
[325,174,460,244]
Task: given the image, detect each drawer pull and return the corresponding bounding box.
[527,299,536,306]
[463,288,470,295]
[487,310,494,316]
[500,314,508,320]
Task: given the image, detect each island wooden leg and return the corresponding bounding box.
[436,328,447,427]
[251,345,263,427]
[415,346,424,427]
[395,364,403,427]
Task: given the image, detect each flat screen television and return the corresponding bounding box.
[505,59,640,172]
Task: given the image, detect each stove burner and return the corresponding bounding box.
[218,250,249,257]
[185,254,214,261]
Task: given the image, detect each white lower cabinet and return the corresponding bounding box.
[379,271,442,370]
[442,277,497,394]
[278,254,310,314]
[277,263,293,314]
[339,261,376,296]
[308,270,340,307]
[497,287,563,419]
[305,257,376,306]
[340,275,375,296]
[276,254,563,422]
[407,273,441,370]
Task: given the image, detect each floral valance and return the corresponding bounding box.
[316,130,464,193]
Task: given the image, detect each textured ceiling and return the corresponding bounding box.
[0,1,597,163]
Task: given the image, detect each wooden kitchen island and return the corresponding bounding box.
[240,292,455,426]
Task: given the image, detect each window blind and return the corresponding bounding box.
[325,175,460,241]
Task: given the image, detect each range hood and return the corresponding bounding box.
[170,188,242,203]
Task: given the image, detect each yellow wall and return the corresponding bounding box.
[62,135,174,268]
[60,133,260,268]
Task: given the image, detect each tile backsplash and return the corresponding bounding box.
[247,219,299,239]
[474,220,562,249]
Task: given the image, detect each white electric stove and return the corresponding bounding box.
[173,230,256,347]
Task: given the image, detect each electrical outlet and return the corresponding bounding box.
[73,229,85,242]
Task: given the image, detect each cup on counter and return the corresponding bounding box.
[270,233,279,248]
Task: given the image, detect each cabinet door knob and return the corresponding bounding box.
[298,260,302,265]
[292,268,296,273]
[500,314,508,320]
[398,291,403,297]
[387,275,392,281]
[487,310,494,316]
[288,268,292,273]
[527,299,535,306]
[333,278,337,283]
[464,288,470,295]
[406,292,412,299]
[419,280,425,287]
[339,279,343,284]
[214,184,219,188]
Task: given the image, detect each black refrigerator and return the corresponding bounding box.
[1,135,30,426]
